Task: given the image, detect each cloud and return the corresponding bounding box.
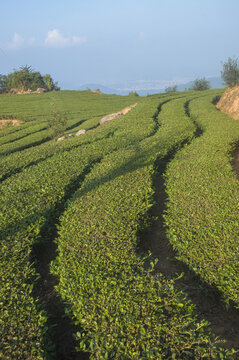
[7,33,24,50]
[28,37,36,46]
[45,29,87,48]
[139,32,146,41]
[7,33,36,50]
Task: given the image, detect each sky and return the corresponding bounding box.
[1,0,239,90]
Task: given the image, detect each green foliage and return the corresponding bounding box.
[0,92,151,357]
[0,90,237,358]
[52,97,229,358]
[6,65,45,91]
[165,84,177,93]
[43,74,60,91]
[0,74,7,93]
[191,77,210,91]
[165,92,239,307]
[0,123,51,157]
[0,89,141,123]
[128,90,139,96]
[48,102,67,139]
[0,65,60,93]
[221,57,239,87]
[0,91,146,179]
[0,222,51,359]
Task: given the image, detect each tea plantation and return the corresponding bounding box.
[0,90,238,359]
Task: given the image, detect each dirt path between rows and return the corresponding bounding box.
[0,119,22,129]
[33,98,239,357]
[33,166,98,360]
[140,100,239,354]
[140,160,239,352]
[99,103,137,125]
[233,144,239,179]
[58,103,138,141]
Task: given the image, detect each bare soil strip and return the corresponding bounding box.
[0,119,22,129]
[140,157,239,352]
[140,100,239,353]
[34,234,85,360]
[99,103,137,125]
[33,166,97,359]
[233,144,239,179]
[58,104,137,141]
[31,101,160,358]
[33,98,239,357]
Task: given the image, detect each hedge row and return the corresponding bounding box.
[164,93,239,307]
[0,119,36,139]
[0,97,160,181]
[0,121,47,146]
[0,96,164,358]
[0,90,143,123]
[52,97,232,358]
[0,127,51,157]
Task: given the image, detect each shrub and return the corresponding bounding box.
[48,102,67,139]
[165,85,177,93]
[191,78,210,91]
[128,90,139,96]
[221,57,239,87]
[0,74,7,93]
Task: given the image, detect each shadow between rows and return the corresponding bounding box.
[66,113,107,132]
[31,161,105,360]
[0,96,173,183]
[138,152,239,352]
[137,97,239,352]
[0,130,116,183]
[29,98,178,358]
[0,135,52,157]
[0,96,186,358]
[0,126,48,147]
[31,94,239,357]
[66,118,87,131]
[0,162,103,359]
[232,141,239,179]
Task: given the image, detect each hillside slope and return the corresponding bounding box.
[217,85,239,119]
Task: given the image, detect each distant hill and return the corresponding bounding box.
[77,84,117,94]
[61,76,224,96]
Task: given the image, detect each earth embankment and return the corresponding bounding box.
[216,85,239,119]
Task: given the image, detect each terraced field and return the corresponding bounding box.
[0,90,238,359]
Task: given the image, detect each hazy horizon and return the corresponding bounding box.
[1,0,238,90]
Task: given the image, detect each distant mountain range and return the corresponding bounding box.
[62,76,224,96]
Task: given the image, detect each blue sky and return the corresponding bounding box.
[1,0,239,89]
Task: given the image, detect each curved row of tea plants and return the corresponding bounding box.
[0,127,52,157]
[164,93,239,307]
[0,96,166,358]
[52,97,233,359]
[0,96,165,181]
[0,118,37,139]
[0,143,116,359]
[0,90,143,123]
[0,113,116,158]
[0,113,103,159]
[0,121,48,146]
[64,115,102,134]
[0,123,113,181]
[0,90,145,158]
